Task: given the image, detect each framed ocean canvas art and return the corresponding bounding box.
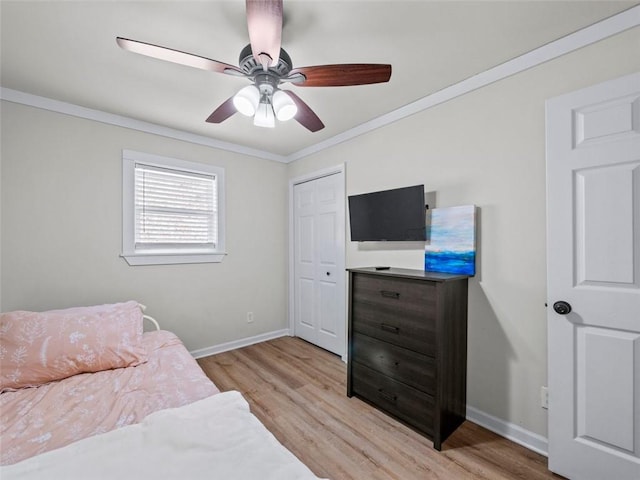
[424,205,476,276]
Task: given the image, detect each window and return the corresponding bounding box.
[122,150,226,265]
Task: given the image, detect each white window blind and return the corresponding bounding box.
[134,163,217,249]
[122,150,226,265]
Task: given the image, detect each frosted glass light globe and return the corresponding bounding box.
[233,85,260,116]
[253,102,275,128]
[272,90,297,121]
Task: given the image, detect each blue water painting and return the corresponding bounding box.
[425,250,476,275]
[424,205,476,276]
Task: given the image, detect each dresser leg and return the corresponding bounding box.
[433,438,442,451]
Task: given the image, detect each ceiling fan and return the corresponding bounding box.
[116,0,391,132]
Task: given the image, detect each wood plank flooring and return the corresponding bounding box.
[197,336,562,480]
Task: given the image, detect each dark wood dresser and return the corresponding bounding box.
[346,267,469,450]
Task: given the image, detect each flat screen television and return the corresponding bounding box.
[348,185,426,241]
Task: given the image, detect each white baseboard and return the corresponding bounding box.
[466,405,548,456]
[190,329,291,359]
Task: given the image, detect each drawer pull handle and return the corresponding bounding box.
[378,389,397,403]
[380,290,400,299]
[380,323,400,334]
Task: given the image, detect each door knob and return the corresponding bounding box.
[553,301,572,315]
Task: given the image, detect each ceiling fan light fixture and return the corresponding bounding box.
[272,90,297,121]
[253,101,275,128]
[118,0,390,133]
[233,85,260,116]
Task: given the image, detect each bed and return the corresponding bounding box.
[0,301,325,479]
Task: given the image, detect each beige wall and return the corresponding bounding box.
[0,103,289,351]
[288,27,640,437]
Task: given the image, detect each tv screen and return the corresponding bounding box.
[348,185,426,241]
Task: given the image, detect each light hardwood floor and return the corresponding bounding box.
[197,336,562,480]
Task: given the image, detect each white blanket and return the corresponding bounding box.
[1,391,327,480]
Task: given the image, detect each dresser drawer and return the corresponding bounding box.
[351,274,436,355]
[352,333,435,394]
[352,274,436,312]
[352,362,434,435]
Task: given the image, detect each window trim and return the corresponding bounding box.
[121,150,226,266]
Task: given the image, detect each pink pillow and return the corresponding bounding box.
[0,301,148,391]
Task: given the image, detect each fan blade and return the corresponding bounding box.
[246,0,283,68]
[284,91,324,132]
[206,97,237,124]
[116,37,244,76]
[289,64,392,87]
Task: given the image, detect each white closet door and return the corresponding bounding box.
[293,173,345,356]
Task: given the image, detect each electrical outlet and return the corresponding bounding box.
[541,386,549,409]
[247,312,254,324]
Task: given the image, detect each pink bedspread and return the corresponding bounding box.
[0,330,219,465]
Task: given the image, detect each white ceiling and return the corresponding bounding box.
[1,1,637,158]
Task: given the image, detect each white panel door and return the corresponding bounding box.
[293,173,345,356]
[546,72,640,480]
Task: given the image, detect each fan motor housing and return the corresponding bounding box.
[238,44,293,78]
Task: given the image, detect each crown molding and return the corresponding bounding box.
[0,88,288,164]
[2,5,638,165]
[286,4,640,162]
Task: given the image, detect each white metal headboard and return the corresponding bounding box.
[139,304,160,331]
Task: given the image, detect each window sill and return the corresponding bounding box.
[121,252,227,266]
